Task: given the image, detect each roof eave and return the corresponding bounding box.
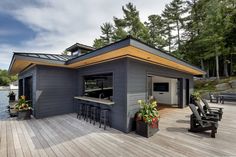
[9,54,66,75]
[129,38,206,75]
[8,53,16,75]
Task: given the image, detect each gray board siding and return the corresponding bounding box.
[77,58,128,133]
[126,58,194,132]
[35,65,77,118]
[18,57,194,133]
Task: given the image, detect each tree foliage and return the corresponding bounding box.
[0,69,17,86]
[93,1,236,78]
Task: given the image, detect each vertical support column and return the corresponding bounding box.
[177,78,185,108]
[185,79,190,106]
[23,78,25,97]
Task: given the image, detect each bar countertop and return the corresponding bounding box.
[74,96,114,105]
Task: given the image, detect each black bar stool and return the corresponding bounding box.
[85,104,93,122]
[90,106,100,125]
[77,103,85,119]
[99,109,111,130]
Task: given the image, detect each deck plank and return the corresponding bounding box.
[6,119,16,157]
[14,119,32,157]
[10,119,24,157]
[0,101,236,157]
[0,120,7,157]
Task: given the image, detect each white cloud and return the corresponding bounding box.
[0,0,172,69]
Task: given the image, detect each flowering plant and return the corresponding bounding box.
[15,96,32,111]
[136,98,160,128]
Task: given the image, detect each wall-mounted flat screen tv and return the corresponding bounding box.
[153,83,169,92]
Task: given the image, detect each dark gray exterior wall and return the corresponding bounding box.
[35,65,77,118]
[126,58,194,132]
[77,59,128,132]
[18,57,194,133]
[19,65,77,118]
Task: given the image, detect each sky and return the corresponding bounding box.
[0,0,172,70]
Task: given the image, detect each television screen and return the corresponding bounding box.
[153,83,169,92]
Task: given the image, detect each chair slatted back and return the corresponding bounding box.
[193,100,207,117]
[201,98,210,110]
[189,104,204,126]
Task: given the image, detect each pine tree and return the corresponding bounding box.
[145,15,167,49]
[168,0,187,49]
[183,0,208,76]
[162,5,175,53]
[93,22,114,48]
[100,22,114,45]
[113,3,150,42]
[93,38,105,48]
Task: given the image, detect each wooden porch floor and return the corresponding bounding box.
[1,102,236,157]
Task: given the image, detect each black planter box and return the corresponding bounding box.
[9,95,16,101]
[136,120,159,138]
[18,110,31,120]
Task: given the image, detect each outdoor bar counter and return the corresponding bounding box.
[74,96,114,105]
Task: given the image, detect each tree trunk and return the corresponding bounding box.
[200,58,205,78]
[176,20,180,49]
[168,24,171,53]
[230,52,234,76]
[224,56,229,77]
[207,68,210,78]
[215,55,220,80]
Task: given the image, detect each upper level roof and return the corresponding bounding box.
[66,43,95,52]
[9,36,206,75]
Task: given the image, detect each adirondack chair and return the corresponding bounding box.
[193,100,219,122]
[188,104,218,138]
[201,98,223,121]
[209,93,219,103]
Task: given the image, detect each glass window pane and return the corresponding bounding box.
[83,73,113,100]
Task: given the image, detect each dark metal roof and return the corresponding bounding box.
[14,52,75,62]
[66,43,95,52]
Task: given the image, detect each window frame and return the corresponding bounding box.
[83,72,114,99]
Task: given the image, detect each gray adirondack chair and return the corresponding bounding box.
[188,104,218,138]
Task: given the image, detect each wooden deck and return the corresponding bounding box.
[0,101,236,157]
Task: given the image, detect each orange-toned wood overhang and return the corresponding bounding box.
[9,56,68,75]
[9,46,205,75]
[67,46,204,75]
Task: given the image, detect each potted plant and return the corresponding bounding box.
[136,99,160,138]
[16,96,32,120]
[190,91,201,103]
[8,91,16,101]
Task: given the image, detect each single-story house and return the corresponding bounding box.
[8,36,205,133]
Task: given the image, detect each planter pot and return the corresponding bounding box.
[18,110,31,120]
[9,95,16,101]
[136,120,159,138]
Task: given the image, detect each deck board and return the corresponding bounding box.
[0,101,236,157]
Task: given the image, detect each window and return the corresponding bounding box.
[19,79,23,97]
[24,76,33,101]
[153,83,169,92]
[84,73,113,100]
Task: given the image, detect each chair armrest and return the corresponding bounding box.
[209,107,223,109]
[208,109,221,112]
[201,120,217,124]
[202,116,218,121]
[206,113,218,117]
